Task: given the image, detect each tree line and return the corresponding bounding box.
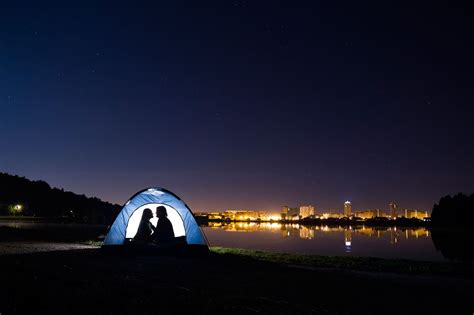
[0,172,121,224]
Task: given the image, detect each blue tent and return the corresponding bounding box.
[103,188,208,247]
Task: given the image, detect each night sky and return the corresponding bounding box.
[1,1,473,213]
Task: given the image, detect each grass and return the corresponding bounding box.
[211,246,474,277]
[75,242,474,277]
[80,240,104,246]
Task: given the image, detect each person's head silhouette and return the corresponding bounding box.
[142,208,153,220]
[156,206,168,219]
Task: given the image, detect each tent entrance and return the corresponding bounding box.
[125,203,186,241]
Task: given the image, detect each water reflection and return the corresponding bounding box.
[344,230,351,253]
[431,228,474,261]
[205,222,430,243]
[202,222,450,261]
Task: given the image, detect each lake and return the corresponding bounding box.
[202,222,451,261]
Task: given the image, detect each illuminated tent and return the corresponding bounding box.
[103,188,208,248]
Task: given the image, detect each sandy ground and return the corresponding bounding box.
[0,242,98,255]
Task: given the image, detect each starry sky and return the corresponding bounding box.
[1,1,473,213]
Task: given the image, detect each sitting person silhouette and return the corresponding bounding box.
[132,208,154,244]
[151,206,175,243]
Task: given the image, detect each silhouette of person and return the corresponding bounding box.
[132,208,154,244]
[152,206,175,243]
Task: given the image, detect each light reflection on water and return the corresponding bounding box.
[202,222,444,261]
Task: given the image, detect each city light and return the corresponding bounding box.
[195,201,429,222]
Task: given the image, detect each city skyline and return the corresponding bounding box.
[200,200,429,217]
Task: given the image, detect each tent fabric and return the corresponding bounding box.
[103,188,208,246]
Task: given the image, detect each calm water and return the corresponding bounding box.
[202,222,448,261]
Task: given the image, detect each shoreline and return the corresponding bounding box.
[210,247,474,278]
[1,239,472,278]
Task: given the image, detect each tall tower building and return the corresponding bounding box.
[344,201,352,216]
[389,202,398,218]
[299,205,315,218]
[281,206,289,220]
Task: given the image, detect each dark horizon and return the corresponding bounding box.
[1,2,473,213]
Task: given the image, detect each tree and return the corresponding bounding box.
[431,193,474,227]
[7,204,23,216]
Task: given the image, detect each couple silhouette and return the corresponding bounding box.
[133,206,175,244]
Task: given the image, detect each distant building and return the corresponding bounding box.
[344,201,352,216]
[321,212,343,219]
[299,205,315,218]
[288,207,299,220]
[355,209,381,219]
[389,202,399,218]
[281,206,289,220]
[207,211,223,220]
[403,209,429,219]
[281,206,300,220]
[207,210,280,221]
[225,210,262,221]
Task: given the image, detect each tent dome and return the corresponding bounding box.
[103,188,208,247]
